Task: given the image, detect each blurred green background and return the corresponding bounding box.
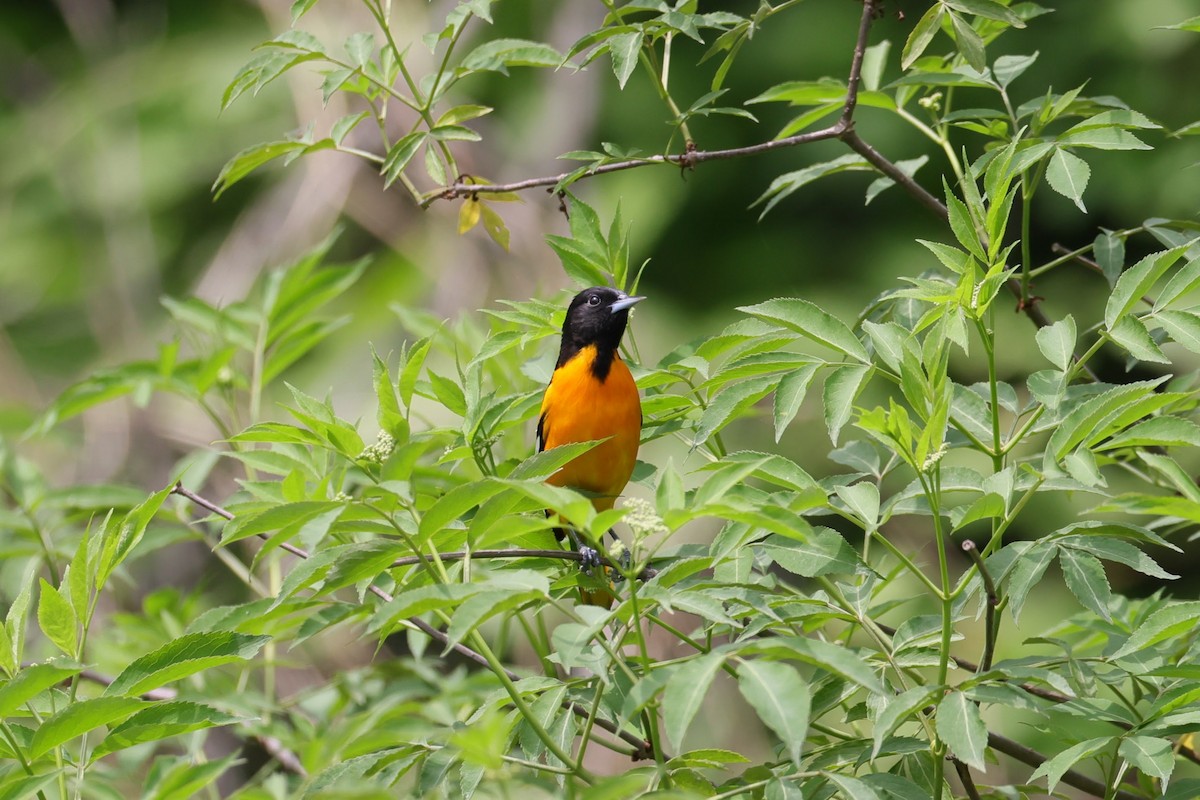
[4,0,1200,785]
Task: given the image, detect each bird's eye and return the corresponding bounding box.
[587,294,601,307]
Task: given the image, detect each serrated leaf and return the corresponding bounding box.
[1058,547,1112,621]
[92,701,242,761]
[608,31,642,89]
[1031,737,1110,793]
[1098,416,1200,450]
[736,660,809,766]
[105,632,271,697]
[37,579,77,657]
[1111,601,1200,659]
[773,364,820,442]
[1155,309,1200,353]
[29,696,146,759]
[1045,148,1090,212]
[1094,231,1125,286]
[902,5,944,69]
[1035,314,1075,371]
[873,685,941,758]
[696,374,778,443]
[0,660,84,718]
[738,298,869,363]
[823,364,871,445]
[949,12,986,72]
[1107,314,1169,363]
[1119,736,1174,784]
[663,652,727,751]
[936,691,988,770]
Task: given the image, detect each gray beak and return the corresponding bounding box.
[609,294,646,314]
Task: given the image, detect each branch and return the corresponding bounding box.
[960,541,997,672]
[389,547,658,581]
[988,731,1141,800]
[420,0,883,207]
[171,483,655,761]
[73,665,308,777]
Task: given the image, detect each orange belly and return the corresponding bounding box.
[540,345,641,511]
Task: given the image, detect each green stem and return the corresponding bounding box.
[975,316,1004,472]
[466,629,593,782]
[924,467,953,798]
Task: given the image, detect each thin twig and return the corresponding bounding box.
[960,541,997,673]
[389,548,657,580]
[419,124,848,206]
[172,483,655,760]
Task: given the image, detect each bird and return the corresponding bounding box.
[537,286,644,605]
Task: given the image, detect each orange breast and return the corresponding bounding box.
[540,345,641,511]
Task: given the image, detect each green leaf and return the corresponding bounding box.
[1098,416,1200,450]
[1094,231,1125,286]
[1058,547,1112,621]
[696,375,778,443]
[736,660,809,766]
[823,364,871,445]
[0,660,84,718]
[760,528,861,578]
[382,132,426,189]
[1046,378,1168,460]
[949,12,986,73]
[1045,148,1090,212]
[92,701,242,761]
[901,5,944,69]
[936,691,987,770]
[213,140,307,199]
[1119,736,1174,784]
[752,156,871,217]
[1034,314,1076,370]
[773,364,820,442]
[1007,542,1055,624]
[992,52,1037,88]
[873,686,942,757]
[663,652,727,751]
[1031,737,1111,793]
[1154,256,1200,310]
[1155,309,1200,353]
[221,501,346,545]
[344,32,373,68]
[745,637,884,693]
[823,773,884,800]
[738,298,869,363]
[1158,14,1200,31]
[105,632,271,697]
[608,31,642,89]
[1111,601,1200,659]
[37,579,77,657]
[29,696,146,759]
[1107,314,1169,363]
[944,0,1026,27]
[461,38,562,74]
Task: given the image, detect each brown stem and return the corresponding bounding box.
[951,758,983,800]
[961,541,997,673]
[988,732,1141,800]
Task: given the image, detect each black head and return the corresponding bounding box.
[557,286,645,376]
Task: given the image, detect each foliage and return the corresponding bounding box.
[5,0,1200,798]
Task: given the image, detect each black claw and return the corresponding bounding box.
[611,549,632,584]
[578,545,602,573]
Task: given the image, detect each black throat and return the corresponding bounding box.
[557,338,617,381]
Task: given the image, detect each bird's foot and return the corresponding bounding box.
[577,544,603,574]
[610,548,632,585]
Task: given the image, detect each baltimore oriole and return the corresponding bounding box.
[537,286,644,605]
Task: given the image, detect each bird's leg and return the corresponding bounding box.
[565,527,602,573]
[606,528,631,584]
